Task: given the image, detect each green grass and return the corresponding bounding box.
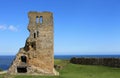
[1,59,120,78]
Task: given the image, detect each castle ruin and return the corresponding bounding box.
[8,11,58,75]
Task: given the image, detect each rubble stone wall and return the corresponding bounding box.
[70,57,120,67]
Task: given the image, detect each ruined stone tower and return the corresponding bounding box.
[8,11,58,75]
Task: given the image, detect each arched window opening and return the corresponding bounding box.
[40,16,43,24]
[21,56,27,63]
[36,16,39,23]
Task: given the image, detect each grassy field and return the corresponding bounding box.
[1,59,120,78]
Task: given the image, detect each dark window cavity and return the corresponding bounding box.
[37,31,39,37]
[17,66,27,73]
[34,33,36,38]
[21,56,27,63]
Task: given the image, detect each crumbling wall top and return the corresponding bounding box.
[28,11,53,17]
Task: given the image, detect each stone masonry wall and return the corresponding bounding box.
[8,11,58,75]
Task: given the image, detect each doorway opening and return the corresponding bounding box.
[17,66,27,73]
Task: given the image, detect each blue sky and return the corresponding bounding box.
[0,0,120,55]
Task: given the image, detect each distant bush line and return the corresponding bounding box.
[70,57,120,67]
[0,69,2,71]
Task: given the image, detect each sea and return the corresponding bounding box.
[0,55,120,70]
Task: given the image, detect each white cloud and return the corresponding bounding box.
[0,25,7,30]
[0,25,18,32]
[8,25,18,32]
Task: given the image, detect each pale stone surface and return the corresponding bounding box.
[8,11,58,75]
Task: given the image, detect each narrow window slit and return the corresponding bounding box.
[34,33,36,38]
[37,31,39,37]
[31,44,34,48]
